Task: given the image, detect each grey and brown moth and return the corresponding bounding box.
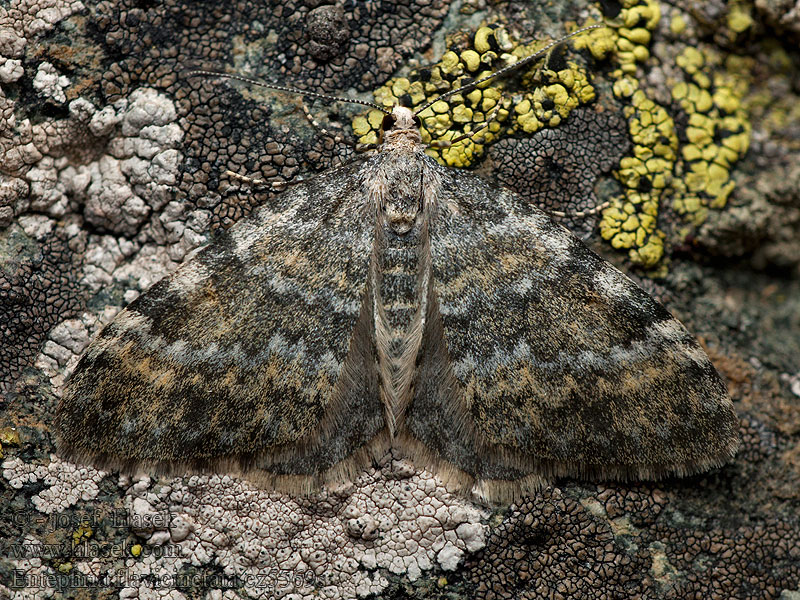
[57,32,739,503]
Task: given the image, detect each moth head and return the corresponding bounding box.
[380,106,423,148]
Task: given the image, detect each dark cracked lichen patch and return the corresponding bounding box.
[464,417,800,599]
[91,0,451,98]
[0,220,86,393]
[477,107,630,238]
[465,487,642,598]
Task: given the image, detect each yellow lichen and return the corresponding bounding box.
[727,1,754,34]
[0,427,20,447]
[574,22,616,60]
[629,232,665,268]
[598,2,755,267]
[670,46,752,223]
[351,116,370,137]
[353,23,597,167]
[72,523,93,545]
[600,10,679,267]
[440,51,461,75]
[452,104,474,123]
[670,13,687,35]
[461,49,481,72]
[474,27,493,54]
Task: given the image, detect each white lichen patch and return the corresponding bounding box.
[26,156,72,216]
[1,85,185,241]
[32,61,70,103]
[0,56,24,82]
[2,454,106,513]
[59,88,185,236]
[1,84,189,263]
[34,315,94,389]
[108,463,488,599]
[5,536,58,600]
[0,0,86,60]
[17,213,55,239]
[0,176,29,227]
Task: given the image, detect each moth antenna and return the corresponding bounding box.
[550,200,612,219]
[224,169,289,190]
[184,70,391,114]
[414,24,604,117]
[355,142,380,152]
[301,102,358,148]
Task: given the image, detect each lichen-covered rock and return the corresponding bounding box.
[2,454,105,511]
[754,0,800,37]
[0,462,487,599]
[480,108,630,238]
[2,1,799,599]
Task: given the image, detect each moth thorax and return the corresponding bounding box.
[384,195,423,235]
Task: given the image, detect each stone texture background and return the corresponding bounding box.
[1,0,799,599]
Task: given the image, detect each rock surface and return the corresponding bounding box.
[1,1,799,599]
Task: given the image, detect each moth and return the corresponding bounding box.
[57,28,739,502]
